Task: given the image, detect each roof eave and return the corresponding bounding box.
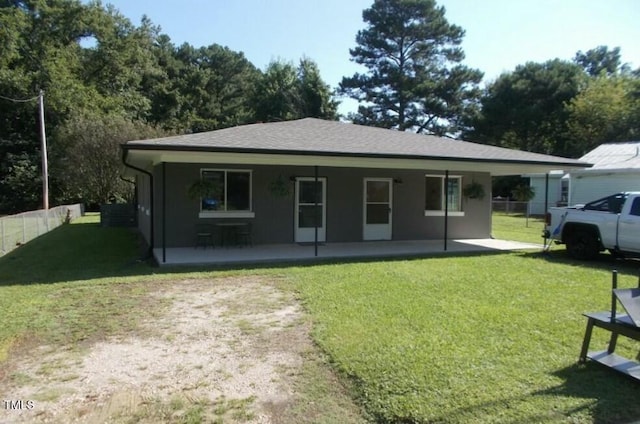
[121,143,590,170]
[570,167,640,175]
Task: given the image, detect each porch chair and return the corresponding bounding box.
[236,222,253,247]
[195,224,215,249]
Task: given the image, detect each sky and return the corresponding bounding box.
[99,0,640,116]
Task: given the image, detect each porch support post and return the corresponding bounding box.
[543,172,549,249]
[314,165,319,257]
[444,170,449,251]
[162,161,167,264]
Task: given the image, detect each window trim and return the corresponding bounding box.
[198,168,255,218]
[424,174,465,217]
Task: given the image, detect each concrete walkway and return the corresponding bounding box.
[153,238,542,266]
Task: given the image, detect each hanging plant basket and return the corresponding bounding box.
[463,180,485,200]
[268,174,291,197]
[187,179,221,200]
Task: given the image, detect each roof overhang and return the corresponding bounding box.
[122,145,590,177]
[570,167,639,176]
[522,170,566,178]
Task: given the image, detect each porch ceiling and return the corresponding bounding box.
[123,149,583,177]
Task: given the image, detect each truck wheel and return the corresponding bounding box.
[566,231,599,260]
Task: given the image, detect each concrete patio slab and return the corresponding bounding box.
[153,238,542,266]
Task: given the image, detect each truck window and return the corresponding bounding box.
[583,193,627,214]
[630,198,640,217]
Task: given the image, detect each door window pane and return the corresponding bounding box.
[299,205,322,228]
[299,181,323,204]
[366,204,389,224]
[367,181,389,202]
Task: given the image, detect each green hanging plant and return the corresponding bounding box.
[268,174,291,197]
[463,180,485,200]
[187,179,221,200]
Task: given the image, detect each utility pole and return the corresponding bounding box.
[39,90,49,211]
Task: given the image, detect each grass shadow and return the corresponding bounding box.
[422,362,640,424]
[0,218,155,286]
[0,214,525,285]
[536,363,640,423]
[520,249,640,281]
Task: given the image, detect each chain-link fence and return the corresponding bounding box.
[0,204,84,256]
[492,200,562,216]
[492,200,530,215]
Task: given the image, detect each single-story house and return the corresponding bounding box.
[528,141,640,214]
[121,118,588,264]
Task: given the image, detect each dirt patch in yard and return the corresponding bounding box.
[1,276,354,423]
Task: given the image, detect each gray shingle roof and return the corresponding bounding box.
[124,118,588,167]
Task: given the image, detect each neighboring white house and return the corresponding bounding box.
[526,170,567,215]
[528,141,640,214]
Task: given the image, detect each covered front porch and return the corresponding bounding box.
[152,238,541,266]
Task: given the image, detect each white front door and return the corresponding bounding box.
[294,177,326,243]
[363,178,393,241]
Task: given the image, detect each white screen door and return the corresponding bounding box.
[363,178,392,240]
[295,177,326,243]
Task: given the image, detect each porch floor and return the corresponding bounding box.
[153,238,542,266]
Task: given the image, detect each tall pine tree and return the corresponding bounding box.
[340,0,482,135]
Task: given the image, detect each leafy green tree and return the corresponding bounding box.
[0,0,97,212]
[78,8,159,118]
[0,1,337,213]
[0,139,41,213]
[0,1,163,211]
[146,42,260,132]
[252,58,338,122]
[511,184,535,202]
[297,58,339,120]
[53,113,166,205]
[139,34,184,129]
[574,45,628,77]
[340,0,482,135]
[467,59,585,157]
[187,44,260,131]
[565,75,640,155]
[253,60,300,122]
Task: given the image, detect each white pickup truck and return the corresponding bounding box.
[544,192,640,260]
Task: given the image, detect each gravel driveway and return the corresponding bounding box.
[1,277,317,423]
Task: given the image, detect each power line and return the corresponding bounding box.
[0,94,39,103]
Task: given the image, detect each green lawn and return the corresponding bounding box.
[0,214,156,361]
[287,256,640,423]
[1,213,639,423]
[492,212,548,245]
